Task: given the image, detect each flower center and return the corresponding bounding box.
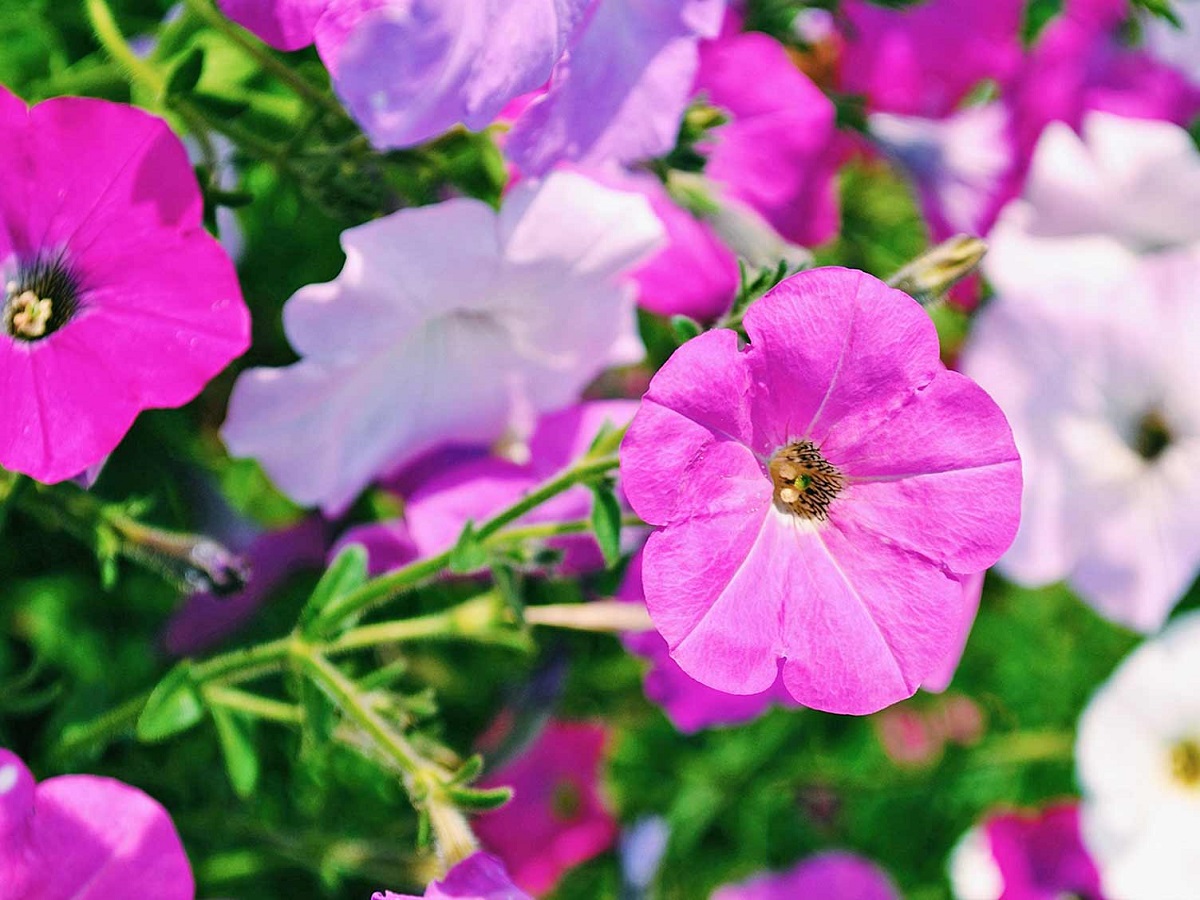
[550,779,583,822]
[1170,738,1200,788]
[3,257,81,342]
[1134,409,1172,462]
[769,440,844,521]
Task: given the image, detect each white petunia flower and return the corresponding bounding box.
[963,112,1200,631]
[1143,0,1200,86]
[985,111,1200,295]
[1077,610,1200,899]
[222,171,663,513]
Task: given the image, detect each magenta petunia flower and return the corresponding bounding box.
[217,0,330,51]
[921,570,986,693]
[0,748,194,899]
[712,851,900,900]
[373,851,530,900]
[474,720,618,896]
[0,87,249,483]
[695,29,841,248]
[620,268,1021,715]
[948,804,1103,900]
[838,0,1026,118]
[619,549,801,733]
[1009,4,1200,165]
[336,401,639,575]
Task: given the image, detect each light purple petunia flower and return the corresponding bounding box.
[948,804,1102,900]
[0,87,249,483]
[711,851,900,900]
[620,268,1021,715]
[222,171,662,514]
[0,748,194,899]
[332,0,588,150]
[473,721,618,896]
[508,0,726,175]
[373,851,530,900]
[619,549,801,733]
[335,401,639,575]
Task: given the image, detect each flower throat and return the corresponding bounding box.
[3,257,81,342]
[769,440,844,521]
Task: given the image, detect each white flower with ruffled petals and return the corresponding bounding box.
[222,171,663,513]
[1077,610,1200,899]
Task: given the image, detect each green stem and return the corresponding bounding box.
[327,594,530,655]
[299,649,447,782]
[85,0,166,96]
[203,685,303,724]
[315,454,621,631]
[181,0,349,122]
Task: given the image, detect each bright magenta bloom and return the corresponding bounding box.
[474,721,617,895]
[0,87,248,483]
[620,268,1021,715]
[0,748,194,899]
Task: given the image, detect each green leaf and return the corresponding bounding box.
[446,784,513,811]
[449,521,489,574]
[165,46,205,96]
[137,663,204,742]
[450,753,485,785]
[589,482,622,568]
[670,314,703,345]
[210,704,259,798]
[299,543,368,638]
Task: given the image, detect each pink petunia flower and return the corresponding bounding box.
[712,851,900,900]
[0,87,249,483]
[620,267,1021,715]
[222,171,661,514]
[948,805,1103,900]
[619,549,801,733]
[335,401,638,575]
[373,852,530,900]
[474,720,618,896]
[0,748,194,899]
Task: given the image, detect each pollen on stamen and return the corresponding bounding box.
[768,440,845,521]
[3,256,82,342]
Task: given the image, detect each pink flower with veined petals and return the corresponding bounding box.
[712,851,900,900]
[473,721,618,896]
[374,852,530,900]
[0,88,249,483]
[620,267,1021,715]
[0,748,194,899]
[619,550,801,733]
